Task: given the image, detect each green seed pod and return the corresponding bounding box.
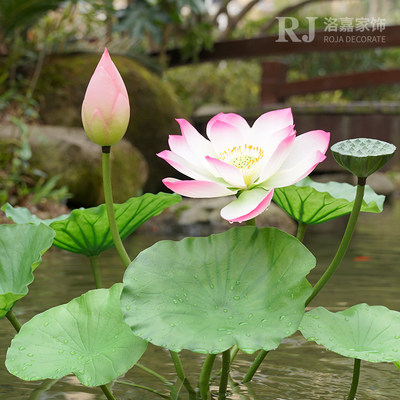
[331,138,396,178]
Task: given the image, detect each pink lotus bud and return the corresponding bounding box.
[81,48,130,146]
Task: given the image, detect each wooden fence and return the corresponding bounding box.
[165,25,400,105]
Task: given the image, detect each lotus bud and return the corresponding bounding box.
[81,48,130,146]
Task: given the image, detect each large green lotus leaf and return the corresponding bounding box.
[300,304,400,363]
[0,224,55,319]
[6,284,147,386]
[1,203,70,225]
[121,227,315,354]
[273,177,384,224]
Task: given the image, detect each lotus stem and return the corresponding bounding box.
[306,178,366,305]
[115,380,170,399]
[6,310,21,332]
[100,384,117,400]
[29,379,59,400]
[230,345,239,362]
[347,358,361,400]
[199,354,216,399]
[135,363,172,386]
[102,147,131,268]
[169,350,196,397]
[210,345,239,384]
[88,255,103,288]
[296,222,307,242]
[242,349,268,383]
[218,349,231,399]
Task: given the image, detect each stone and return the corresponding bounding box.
[35,53,188,192]
[0,124,148,207]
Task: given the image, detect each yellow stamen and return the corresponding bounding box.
[219,144,264,186]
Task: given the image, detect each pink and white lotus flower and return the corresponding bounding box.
[158,109,330,223]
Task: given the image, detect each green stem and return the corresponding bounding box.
[245,218,256,226]
[347,358,361,400]
[29,379,58,400]
[6,310,21,332]
[115,380,170,399]
[100,384,117,400]
[199,354,216,399]
[394,361,400,371]
[230,345,239,362]
[102,147,131,268]
[242,350,268,383]
[210,345,238,384]
[169,351,196,397]
[296,222,307,242]
[135,363,172,386]
[306,179,366,305]
[218,349,231,400]
[88,255,103,288]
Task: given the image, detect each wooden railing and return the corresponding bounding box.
[260,62,400,103]
[165,25,400,105]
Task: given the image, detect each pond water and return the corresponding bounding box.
[1,199,399,400]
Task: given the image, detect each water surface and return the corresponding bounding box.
[1,201,399,399]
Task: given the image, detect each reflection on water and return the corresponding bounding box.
[0,200,399,399]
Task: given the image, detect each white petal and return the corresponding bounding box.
[157,150,213,181]
[207,120,245,155]
[258,133,296,182]
[261,130,330,188]
[163,178,235,198]
[206,156,246,188]
[220,188,274,223]
[176,119,216,159]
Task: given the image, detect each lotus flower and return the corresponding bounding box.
[81,48,130,146]
[158,109,330,223]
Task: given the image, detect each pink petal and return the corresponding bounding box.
[206,113,250,137]
[162,178,235,198]
[262,130,330,188]
[176,119,215,159]
[83,66,117,117]
[98,49,128,100]
[157,150,212,181]
[251,108,293,136]
[205,156,246,188]
[168,134,219,177]
[220,188,274,223]
[207,120,246,156]
[253,124,295,152]
[83,50,129,120]
[168,135,195,159]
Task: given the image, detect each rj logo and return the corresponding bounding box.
[275,17,318,43]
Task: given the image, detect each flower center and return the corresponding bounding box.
[219,145,264,186]
[231,154,257,169]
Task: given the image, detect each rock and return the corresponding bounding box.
[0,123,148,207]
[35,53,188,192]
[138,196,297,236]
